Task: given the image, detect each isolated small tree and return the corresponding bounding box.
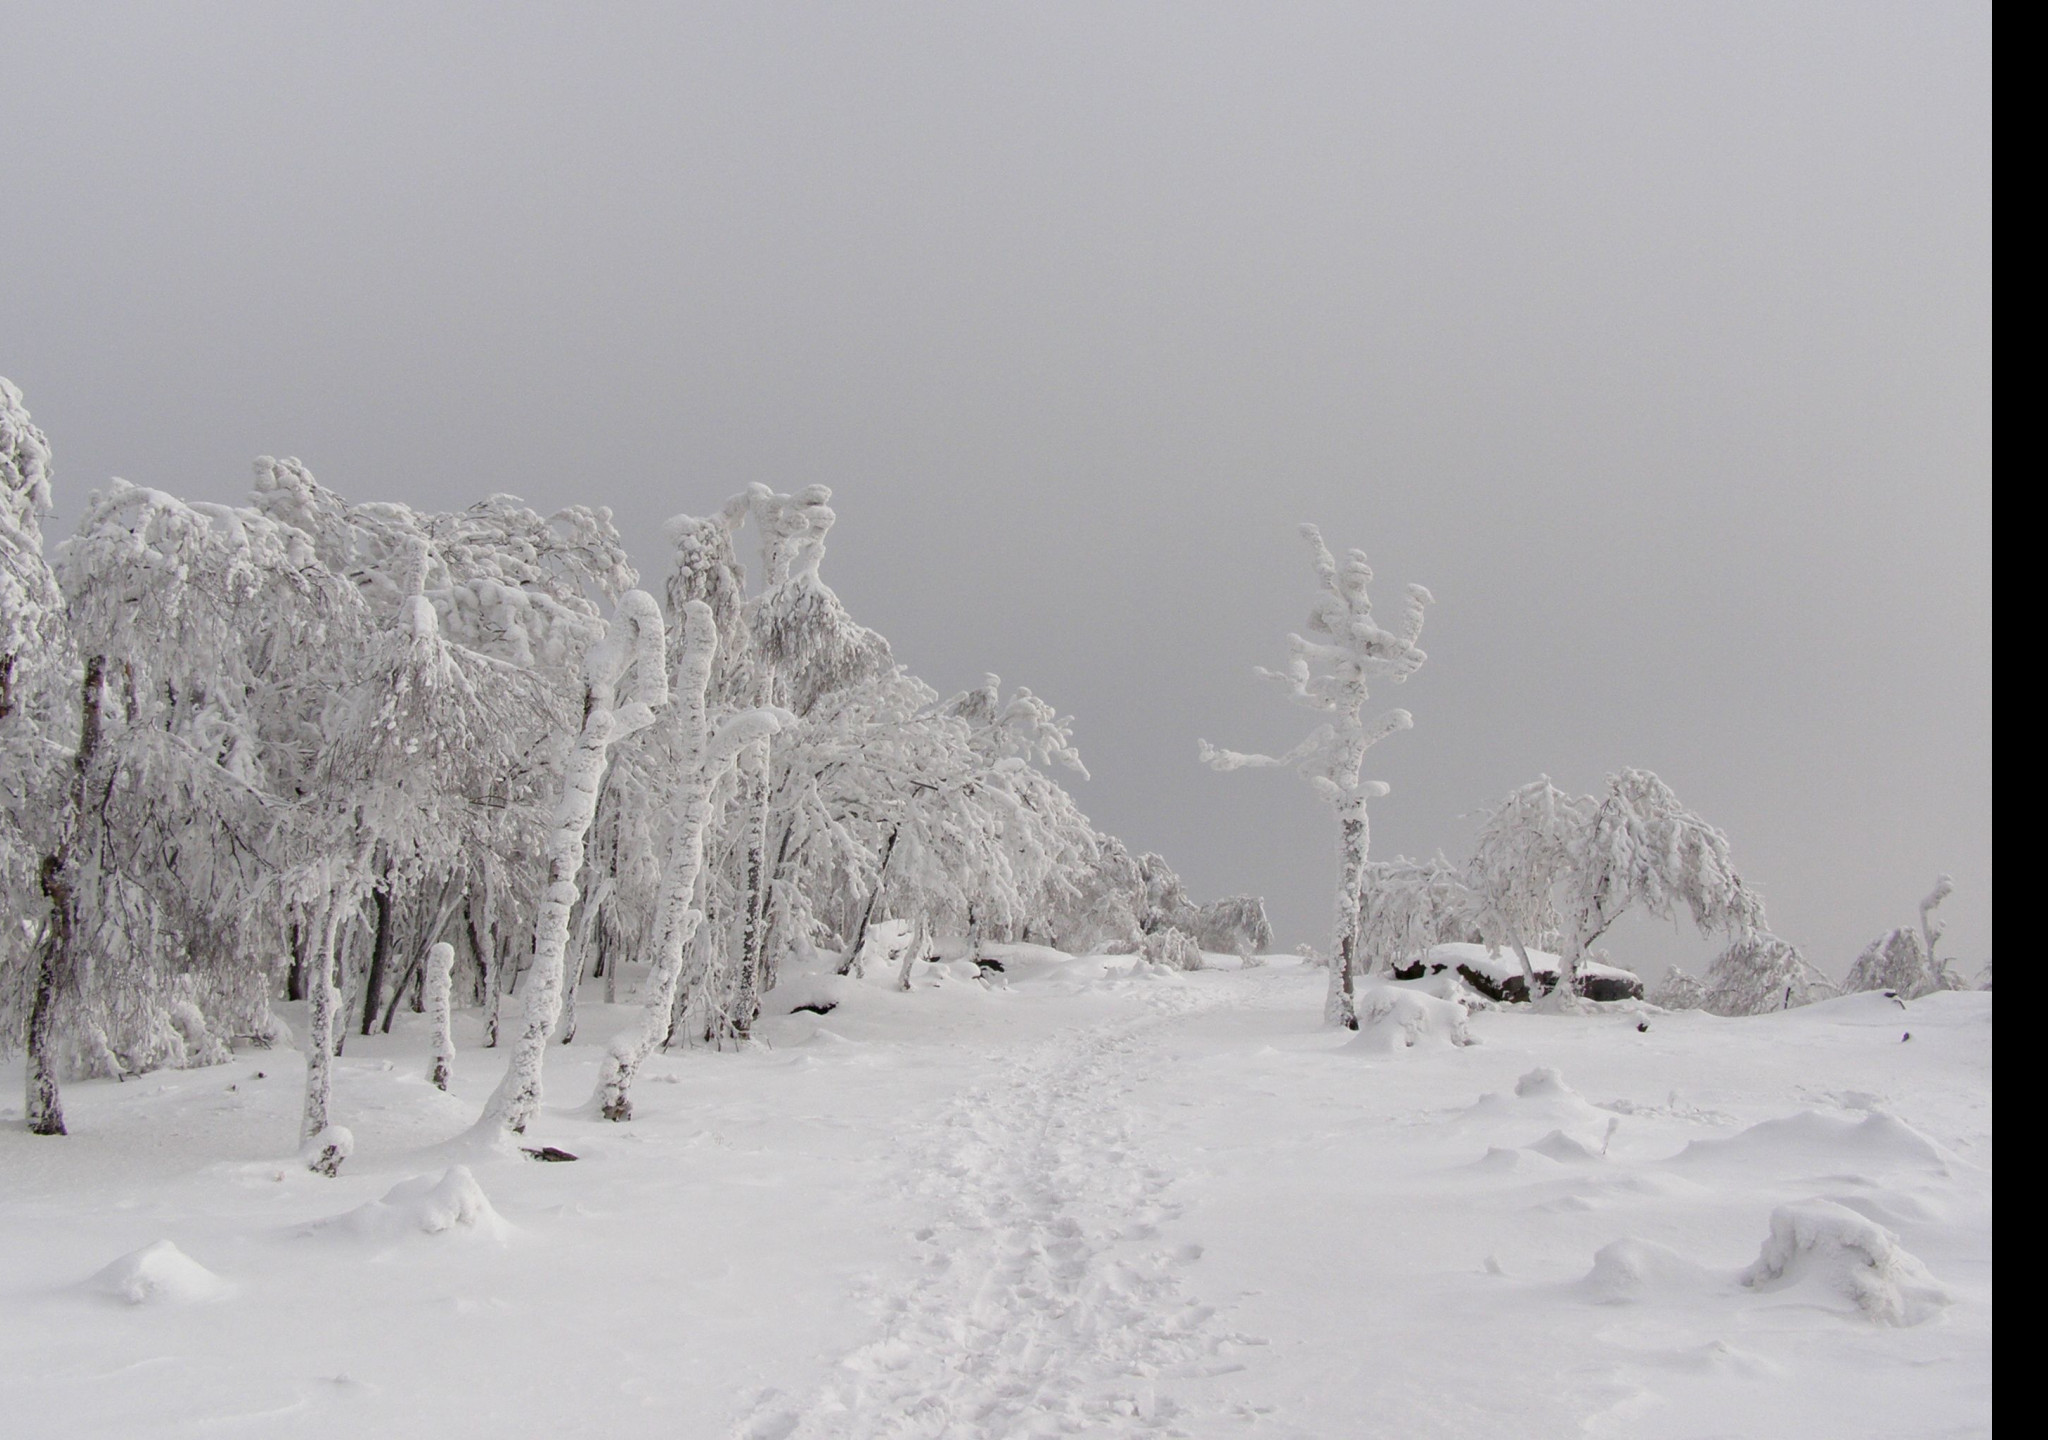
[478,590,667,1137]
[1201,523,1432,1028]
[1650,966,1707,1011]
[1701,930,1836,1015]
[1845,876,1960,1000]
[1466,770,1762,1010]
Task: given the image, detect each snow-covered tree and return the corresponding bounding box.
[2,378,72,1131]
[42,480,357,1135]
[1358,855,1474,977]
[1844,876,1962,1000]
[1701,930,1835,1015]
[595,599,783,1119]
[1555,769,1762,1009]
[478,591,667,1137]
[1466,770,1764,1010]
[1650,966,1707,1011]
[1465,778,1584,997]
[1202,523,1434,1027]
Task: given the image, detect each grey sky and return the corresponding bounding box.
[2,3,1990,976]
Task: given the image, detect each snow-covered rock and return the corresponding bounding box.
[1413,943,1644,1003]
[1740,1199,1950,1325]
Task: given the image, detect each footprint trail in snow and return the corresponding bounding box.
[745,987,1247,1439]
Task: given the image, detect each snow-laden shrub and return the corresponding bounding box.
[1651,966,1707,1011]
[1845,877,1963,1001]
[1740,1199,1949,1326]
[1143,927,1204,972]
[1192,895,1273,958]
[1702,932,1836,1016]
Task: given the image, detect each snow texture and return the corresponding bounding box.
[89,1240,230,1307]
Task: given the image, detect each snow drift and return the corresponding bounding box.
[90,1240,230,1306]
[1576,1238,1713,1305]
[306,1165,511,1245]
[1346,983,1475,1053]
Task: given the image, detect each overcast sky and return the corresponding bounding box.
[3,2,1990,977]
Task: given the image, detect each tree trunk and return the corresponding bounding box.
[480,588,666,1136]
[380,880,463,1034]
[301,891,346,1144]
[732,739,772,1039]
[843,824,901,977]
[559,876,612,1046]
[425,941,456,1090]
[1510,940,1539,996]
[1325,794,1369,1029]
[359,864,396,1036]
[25,654,107,1136]
[895,914,928,993]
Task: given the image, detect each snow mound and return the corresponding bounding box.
[1347,984,1475,1053]
[1516,1066,1574,1100]
[1577,1238,1712,1304]
[310,1166,511,1245]
[1740,1199,1950,1325]
[1671,1109,1952,1177]
[1458,1066,1608,1130]
[91,1240,230,1306]
[1528,1129,1605,1164]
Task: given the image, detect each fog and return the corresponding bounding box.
[2,3,1991,976]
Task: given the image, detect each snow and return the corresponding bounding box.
[1,954,1991,1438]
[89,1240,230,1306]
[1738,1200,1950,1327]
[1347,979,1476,1052]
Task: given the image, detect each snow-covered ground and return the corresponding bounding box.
[1,955,1991,1439]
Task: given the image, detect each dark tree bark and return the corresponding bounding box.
[359,864,396,1036]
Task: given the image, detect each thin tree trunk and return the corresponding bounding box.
[359,863,396,1036]
[735,743,772,1036]
[301,891,347,1144]
[480,594,665,1136]
[844,824,901,977]
[559,876,612,1046]
[25,654,107,1136]
[380,881,463,1034]
[1326,793,1369,1030]
[1510,940,1539,999]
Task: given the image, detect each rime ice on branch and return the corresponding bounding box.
[1200,523,1433,1028]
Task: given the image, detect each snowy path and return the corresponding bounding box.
[0,958,1992,1440]
[745,986,1246,1439]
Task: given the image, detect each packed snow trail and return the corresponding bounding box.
[742,984,1249,1439]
